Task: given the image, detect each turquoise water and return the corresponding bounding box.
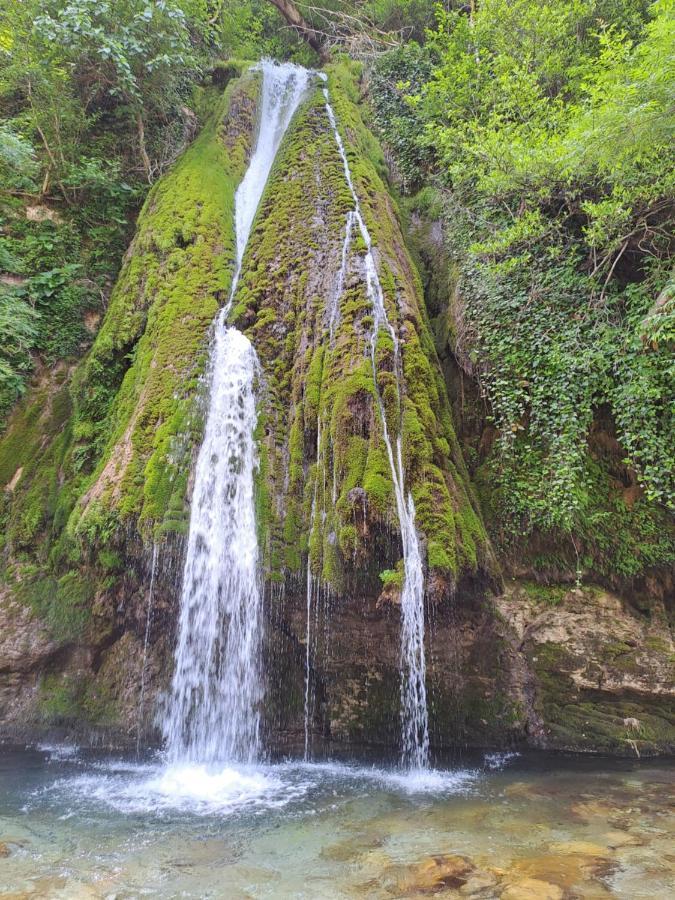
[0,747,673,898]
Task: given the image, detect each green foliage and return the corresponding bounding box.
[0,0,218,430]
[379,566,402,587]
[368,42,434,190]
[370,0,674,575]
[0,286,39,417]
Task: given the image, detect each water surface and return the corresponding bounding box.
[0,748,673,898]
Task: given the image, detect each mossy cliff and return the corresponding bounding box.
[0,68,260,742]
[235,63,490,603]
[0,61,672,756]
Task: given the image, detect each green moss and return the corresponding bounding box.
[38,672,114,725]
[15,567,94,642]
[521,580,568,606]
[232,62,489,594]
[531,639,675,754]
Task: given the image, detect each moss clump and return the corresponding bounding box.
[68,71,260,542]
[521,580,568,606]
[15,566,95,641]
[38,672,114,726]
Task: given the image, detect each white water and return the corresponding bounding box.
[227,62,311,309]
[304,414,326,761]
[328,211,354,342]
[163,62,310,766]
[322,88,430,769]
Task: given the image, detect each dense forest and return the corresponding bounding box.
[2,0,672,582]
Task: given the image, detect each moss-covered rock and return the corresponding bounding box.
[236,62,490,601]
[496,581,675,755]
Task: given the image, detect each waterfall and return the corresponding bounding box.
[163,61,310,765]
[303,418,323,761]
[322,87,430,770]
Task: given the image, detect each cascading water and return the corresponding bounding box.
[304,420,321,761]
[322,86,430,770]
[163,61,310,765]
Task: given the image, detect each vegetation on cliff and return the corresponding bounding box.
[367,0,674,582]
[235,63,487,593]
[0,70,257,655]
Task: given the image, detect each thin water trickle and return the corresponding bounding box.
[163,62,310,765]
[328,210,354,343]
[136,541,159,755]
[322,87,430,769]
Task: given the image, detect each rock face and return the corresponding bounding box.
[0,62,672,756]
[498,582,675,755]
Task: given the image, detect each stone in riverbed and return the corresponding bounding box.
[547,841,611,857]
[459,871,499,895]
[386,854,475,893]
[500,878,563,900]
[603,830,644,849]
[501,846,617,896]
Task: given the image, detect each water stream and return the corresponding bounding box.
[3,747,672,898]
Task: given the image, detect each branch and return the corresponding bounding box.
[266,0,326,58]
[135,110,153,184]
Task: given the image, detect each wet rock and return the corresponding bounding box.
[570,800,621,822]
[459,871,499,895]
[388,854,475,894]
[321,833,384,862]
[500,878,563,900]
[503,845,617,896]
[503,782,538,800]
[547,841,611,857]
[603,830,644,849]
[0,841,10,857]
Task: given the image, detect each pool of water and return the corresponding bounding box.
[0,746,672,898]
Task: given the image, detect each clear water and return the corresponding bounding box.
[323,88,429,769]
[163,61,310,765]
[1,747,673,898]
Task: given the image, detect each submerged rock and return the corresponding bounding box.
[500,878,563,900]
[385,854,475,894]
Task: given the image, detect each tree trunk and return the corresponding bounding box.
[266,0,326,58]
